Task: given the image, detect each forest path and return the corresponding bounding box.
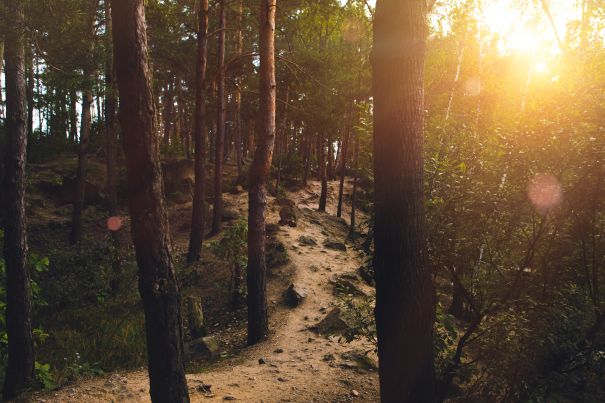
[32,180,378,403]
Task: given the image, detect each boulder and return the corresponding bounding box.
[317,308,354,335]
[358,264,375,287]
[324,240,347,252]
[285,283,307,307]
[277,198,299,227]
[185,296,206,339]
[330,277,367,297]
[221,207,239,221]
[230,185,244,194]
[298,236,317,246]
[187,335,219,361]
[266,240,289,268]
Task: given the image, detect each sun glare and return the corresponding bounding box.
[472,0,581,55]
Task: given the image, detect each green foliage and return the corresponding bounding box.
[210,219,248,270]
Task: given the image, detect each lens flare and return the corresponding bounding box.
[107,216,123,232]
[527,173,562,211]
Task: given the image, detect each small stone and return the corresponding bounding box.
[322,353,336,362]
[258,358,266,365]
[285,283,307,307]
[277,377,289,382]
[223,396,236,401]
[274,348,284,354]
[351,390,360,397]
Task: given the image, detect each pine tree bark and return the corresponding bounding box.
[247,0,276,346]
[69,90,78,143]
[2,0,35,399]
[234,0,244,179]
[105,0,118,215]
[70,0,98,246]
[349,131,359,234]
[318,133,327,212]
[211,0,227,235]
[26,45,34,139]
[187,0,209,264]
[337,104,353,218]
[111,1,190,401]
[372,1,435,401]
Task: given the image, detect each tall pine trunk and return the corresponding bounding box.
[372,1,435,401]
[247,0,276,346]
[349,130,359,235]
[212,0,226,235]
[318,133,327,212]
[70,0,98,246]
[234,0,244,179]
[111,1,190,401]
[337,104,353,218]
[188,0,209,263]
[2,0,35,399]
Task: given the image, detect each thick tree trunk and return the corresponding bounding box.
[70,0,98,246]
[188,0,209,264]
[372,1,435,401]
[2,0,35,399]
[212,0,226,235]
[247,0,276,346]
[318,133,327,212]
[111,1,190,401]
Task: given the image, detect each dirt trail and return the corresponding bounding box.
[32,181,378,403]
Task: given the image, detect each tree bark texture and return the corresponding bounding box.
[187,0,209,264]
[111,1,190,401]
[372,0,436,401]
[2,0,35,398]
[211,0,227,235]
[247,0,276,346]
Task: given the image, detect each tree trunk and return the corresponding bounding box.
[26,44,34,139]
[302,133,310,186]
[247,0,276,346]
[111,1,190,401]
[234,0,244,180]
[2,0,35,399]
[70,87,93,245]
[337,104,353,218]
[349,131,359,234]
[187,0,209,264]
[163,81,174,147]
[104,0,122,293]
[70,0,98,246]
[318,133,327,212]
[105,0,118,216]
[274,87,289,195]
[372,1,435,401]
[0,39,4,118]
[212,0,226,235]
[69,90,78,143]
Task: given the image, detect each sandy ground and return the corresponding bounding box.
[31,180,379,403]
